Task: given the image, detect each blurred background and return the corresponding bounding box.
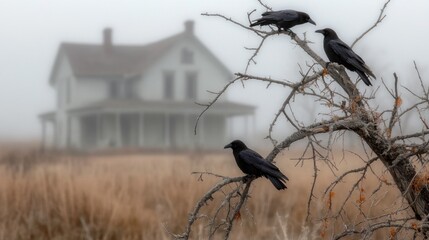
[0,0,428,150]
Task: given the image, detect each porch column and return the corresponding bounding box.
[96,114,101,149]
[72,116,81,150]
[41,120,46,150]
[139,113,144,147]
[164,113,170,148]
[199,116,205,149]
[115,113,122,148]
[244,115,249,139]
[184,114,190,149]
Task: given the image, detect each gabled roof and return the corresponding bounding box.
[49,22,232,85]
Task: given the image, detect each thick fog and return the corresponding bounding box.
[0,0,428,141]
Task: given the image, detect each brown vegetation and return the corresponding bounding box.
[0,147,415,239]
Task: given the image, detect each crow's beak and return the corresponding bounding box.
[308,18,316,25]
[315,29,324,34]
[224,143,232,149]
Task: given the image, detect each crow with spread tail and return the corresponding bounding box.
[316,28,376,86]
[224,140,288,190]
[250,10,316,32]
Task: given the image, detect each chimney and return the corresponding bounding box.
[103,28,113,52]
[184,20,194,35]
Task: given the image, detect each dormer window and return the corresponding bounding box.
[181,48,194,64]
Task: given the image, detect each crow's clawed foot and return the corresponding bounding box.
[325,62,332,69]
[242,175,257,183]
[242,175,251,183]
[286,29,296,37]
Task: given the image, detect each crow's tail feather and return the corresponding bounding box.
[261,11,274,16]
[250,20,263,27]
[363,64,376,79]
[267,175,287,190]
[249,21,260,27]
[250,19,273,27]
[356,70,372,86]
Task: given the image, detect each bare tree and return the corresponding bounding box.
[169,1,429,239]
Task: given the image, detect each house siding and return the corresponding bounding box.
[53,55,73,148]
[72,78,108,107]
[137,39,229,102]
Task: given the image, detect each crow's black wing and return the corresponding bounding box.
[239,149,288,180]
[260,10,299,21]
[328,39,368,73]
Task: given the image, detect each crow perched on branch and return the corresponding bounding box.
[316,28,376,86]
[250,10,316,32]
[224,140,288,190]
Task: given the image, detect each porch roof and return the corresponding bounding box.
[67,99,255,116]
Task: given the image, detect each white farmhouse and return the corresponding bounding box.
[40,21,254,151]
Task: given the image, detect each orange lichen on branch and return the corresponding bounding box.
[411,221,419,231]
[395,97,402,107]
[322,68,329,77]
[349,101,358,114]
[327,191,335,210]
[356,187,366,204]
[320,218,329,239]
[412,173,429,193]
[233,211,241,221]
[389,228,397,240]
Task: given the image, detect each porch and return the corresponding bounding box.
[40,99,255,151]
[76,112,225,150]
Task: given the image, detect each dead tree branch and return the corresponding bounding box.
[179,0,429,239]
[351,0,392,48]
[172,175,248,239]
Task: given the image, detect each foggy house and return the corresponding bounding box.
[39,21,254,151]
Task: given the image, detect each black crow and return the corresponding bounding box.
[316,28,376,86]
[224,140,288,190]
[250,10,316,32]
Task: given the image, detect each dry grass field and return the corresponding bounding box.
[0,145,415,239]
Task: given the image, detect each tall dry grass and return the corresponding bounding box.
[0,147,410,239]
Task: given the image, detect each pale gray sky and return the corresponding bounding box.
[0,0,428,140]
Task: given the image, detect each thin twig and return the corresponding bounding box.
[351,0,392,48]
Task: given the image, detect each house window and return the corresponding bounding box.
[181,48,194,64]
[109,81,119,98]
[185,72,197,100]
[163,72,174,99]
[124,80,135,98]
